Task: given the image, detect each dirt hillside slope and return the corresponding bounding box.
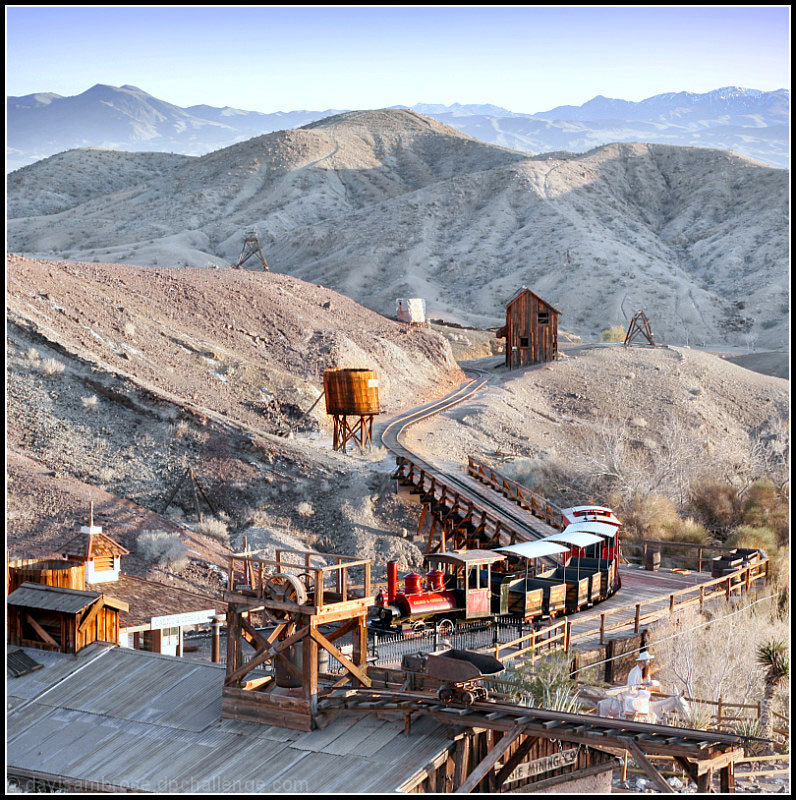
[406,344,789,507]
[8,111,788,347]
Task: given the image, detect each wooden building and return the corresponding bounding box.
[6,582,128,654]
[61,523,129,584]
[497,288,560,369]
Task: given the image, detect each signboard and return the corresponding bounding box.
[149,609,217,630]
[500,748,578,784]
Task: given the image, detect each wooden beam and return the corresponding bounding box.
[224,624,310,685]
[77,598,103,634]
[455,724,524,794]
[622,738,675,794]
[24,613,59,648]
[311,627,371,688]
[453,733,471,790]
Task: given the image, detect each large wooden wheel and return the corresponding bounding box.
[264,573,308,620]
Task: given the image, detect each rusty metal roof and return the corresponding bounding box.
[7,646,454,793]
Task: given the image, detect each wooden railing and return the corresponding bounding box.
[467,456,564,529]
[494,617,571,663]
[622,538,742,573]
[569,559,769,647]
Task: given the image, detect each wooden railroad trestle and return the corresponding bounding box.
[322,687,747,793]
[394,455,557,555]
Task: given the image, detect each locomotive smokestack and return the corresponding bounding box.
[387,561,398,604]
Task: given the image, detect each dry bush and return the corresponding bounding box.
[26,347,40,361]
[689,480,744,533]
[123,321,136,338]
[39,357,65,376]
[741,479,789,544]
[655,597,790,720]
[136,530,188,570]
[81,395,99,409]
[197,516,229,544]
[296,501,315,517]
[600,324,626,342]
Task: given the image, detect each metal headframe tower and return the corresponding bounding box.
[232,231,269,271]
[624,310,657,347]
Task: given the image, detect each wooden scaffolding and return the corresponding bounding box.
[332,413,375,452]
[232,233,269,271]
[624,310,657,347]
[221,549,374,731]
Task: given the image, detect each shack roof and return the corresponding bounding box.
[425,550,506,566]
[6,583,129,614]
[86,573,224,629]
[61,528,130,559]
[506,287,562,315]
[7,645,455,793]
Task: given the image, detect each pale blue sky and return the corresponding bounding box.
[6,6,790,112]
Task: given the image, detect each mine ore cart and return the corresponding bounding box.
[402,648,505,705]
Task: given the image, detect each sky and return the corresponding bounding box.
[6,6,790,113]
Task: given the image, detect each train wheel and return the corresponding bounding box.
[437,686,454,704]
[411,621,427,636]
[436,619,454,637]
[461,690,477,706]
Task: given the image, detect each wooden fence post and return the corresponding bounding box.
[634,604,641,633]
[565,619,572,652]
[600,613,606,645]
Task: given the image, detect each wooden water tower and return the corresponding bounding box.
[322,368,380,452]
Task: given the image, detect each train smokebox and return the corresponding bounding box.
[322,369,380,416]
[404,572,423,595]
[387,561,398,604]
[426,570,445,592]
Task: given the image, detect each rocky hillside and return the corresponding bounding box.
[7,253,460,580]
[8,111,788,346]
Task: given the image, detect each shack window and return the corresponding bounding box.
[519,336,530,348]
[538,311,550,325]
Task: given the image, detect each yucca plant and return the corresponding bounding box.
[756,639,789,753]
[733,718,767,756]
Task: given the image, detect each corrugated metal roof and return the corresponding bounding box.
[7,583,100,613]
[7,645,454,793]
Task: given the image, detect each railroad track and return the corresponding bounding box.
[381,379,560,548]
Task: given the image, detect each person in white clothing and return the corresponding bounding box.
[627,650,659,689]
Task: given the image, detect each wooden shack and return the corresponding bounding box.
[61,524,129,584]
[497,287,560,368]
[6,582,128,654]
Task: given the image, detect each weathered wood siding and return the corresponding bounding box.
[7,559,86,593]
[505,291,558,367]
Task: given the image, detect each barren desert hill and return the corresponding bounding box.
[7,254,463,434]
[406,344,789,510]
[7,148,191,218]
[7,253,460,576]
[7,110,788,347]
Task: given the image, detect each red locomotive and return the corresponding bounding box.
[373,551,504,631]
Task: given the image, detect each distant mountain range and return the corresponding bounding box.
[7,84,789,171]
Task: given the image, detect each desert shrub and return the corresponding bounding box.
[296,501,315,517]
[659,516,709,544]
[81,395,99,409]
[725,525,778,556]
[741,479,789,544]
[26,347,40,361]
[733,718,767,755]
[123,322,136,338]
[136,530,188,570]
[689,480,743,533]
[600,324,626,342]
[503,652,581,711]
[39,357,65,376]
[197,517,229,544]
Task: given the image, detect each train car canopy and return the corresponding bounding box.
[496,541,570,560]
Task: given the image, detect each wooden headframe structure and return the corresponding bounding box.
[232,233,269,271]
[624,310,657,347]
[221,548,374,731]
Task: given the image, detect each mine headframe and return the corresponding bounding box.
[232,231,269,271]
[624,310,656,347]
